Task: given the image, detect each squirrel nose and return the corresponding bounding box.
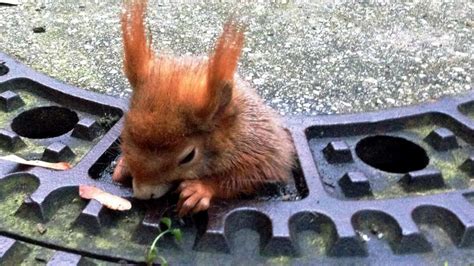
[132,180,171,199]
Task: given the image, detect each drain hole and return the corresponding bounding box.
[11,106,79,139]
[355,135,429,173]
[0,63,9,76]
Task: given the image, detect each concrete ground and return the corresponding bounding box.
[0,1,472,115]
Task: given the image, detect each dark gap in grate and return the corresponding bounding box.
[355,135,429,174]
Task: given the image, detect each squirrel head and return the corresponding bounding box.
[121,0,244,199]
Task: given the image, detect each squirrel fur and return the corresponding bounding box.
[115,0,295,216]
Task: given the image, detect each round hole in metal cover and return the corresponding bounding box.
[355,135,429,173]
[11,106,79,139]
[0,63,9,76]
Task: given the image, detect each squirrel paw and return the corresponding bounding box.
[177,180,214,217]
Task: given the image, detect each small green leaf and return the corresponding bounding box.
[160,217,172,229]
[146,247,157,265]
[158,255,168,266]
[150,247,157,257]
[171,229,182,242]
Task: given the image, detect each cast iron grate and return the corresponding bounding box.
[0,52,472,265]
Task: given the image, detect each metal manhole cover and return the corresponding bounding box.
[0,52,472,265]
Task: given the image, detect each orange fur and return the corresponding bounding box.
[119,0,295,215]
[121,0,153,88]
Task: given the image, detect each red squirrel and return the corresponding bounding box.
[114,0,295,216]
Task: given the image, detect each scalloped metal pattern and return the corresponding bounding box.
[0,52,473,264]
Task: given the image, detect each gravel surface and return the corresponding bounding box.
[0,0,472,115]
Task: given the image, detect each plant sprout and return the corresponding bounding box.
[146,217,182,266]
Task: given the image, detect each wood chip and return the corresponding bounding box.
[36,223,47,234]
[0,155,71,170]
[79,185,132,211]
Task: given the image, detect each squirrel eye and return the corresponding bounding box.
[179,148,196,166]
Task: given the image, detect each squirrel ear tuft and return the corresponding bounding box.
[208,20,244,87]
[203,20,244,119]
[214,81,233,116]
[121,0,155,89]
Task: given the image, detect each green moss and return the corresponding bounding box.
[432,158,459,181]
[17,90,40,108]
[1,191,28,216]
[318,223,334,254]
[366,120,472,201]
[97,113,120,131]
[409,125,436,139]
[0,175,38,215]
[18,244,54,266]
[294,223,333,258]
[91,213,143,252]
[0,197,148,261]
[310,236,327,255]
[0,238,117,265]
[429,148,470,190]
[0,173,147,261]
[69,143,93,164]
[94,237,116,250]
[0,87,118,166]
[266,256,291,265]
